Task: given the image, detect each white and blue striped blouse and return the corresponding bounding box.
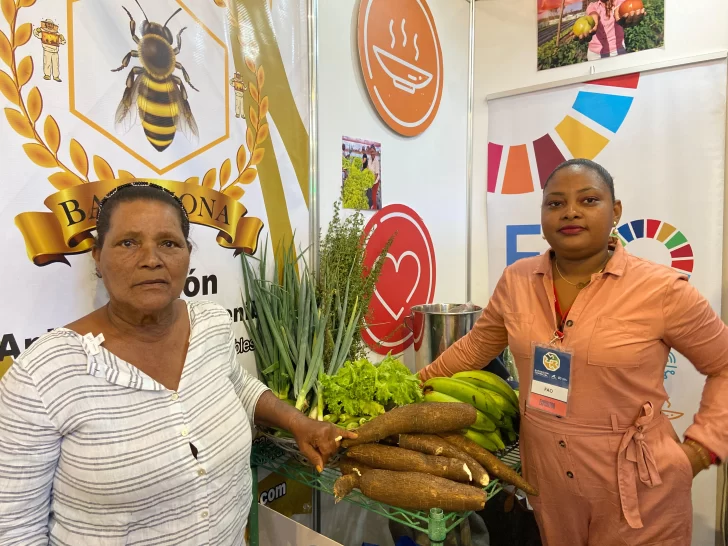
[0,300,269,545]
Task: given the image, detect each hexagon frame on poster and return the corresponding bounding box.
[66,0,229,175]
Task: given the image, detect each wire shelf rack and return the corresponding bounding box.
[249,436,522,544]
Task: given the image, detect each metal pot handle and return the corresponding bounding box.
[403,312,414,332]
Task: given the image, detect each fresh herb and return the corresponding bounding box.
[318,201,393,363]
[239,240,291,401]
[240,198,396,421]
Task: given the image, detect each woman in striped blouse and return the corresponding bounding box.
[0,182,351,545]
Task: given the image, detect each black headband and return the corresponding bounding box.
[97,181,189,221]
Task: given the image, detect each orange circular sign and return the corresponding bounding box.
[357,0,444,137]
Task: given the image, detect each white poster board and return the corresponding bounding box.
[0,0,310,380]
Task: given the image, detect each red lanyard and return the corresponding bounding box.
[553,283,570,337]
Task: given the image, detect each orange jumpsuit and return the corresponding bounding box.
[419,245,728,545]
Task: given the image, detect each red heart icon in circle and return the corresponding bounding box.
[361,204,436,355]
[374,251,422,320]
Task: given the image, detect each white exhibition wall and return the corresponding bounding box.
[317,0,471,371]
[313,1,471,543]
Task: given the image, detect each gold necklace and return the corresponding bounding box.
[554,253,611,290]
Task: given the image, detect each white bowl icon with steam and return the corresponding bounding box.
[373,18,433,95]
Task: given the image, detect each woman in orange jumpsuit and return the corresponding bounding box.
[419,159,727,545]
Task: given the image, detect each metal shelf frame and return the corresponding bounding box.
[248,440,521,546]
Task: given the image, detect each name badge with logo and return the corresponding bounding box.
[527,343,572,417]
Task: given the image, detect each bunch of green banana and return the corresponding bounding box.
[423,371,520,452]
[422,390,497,432]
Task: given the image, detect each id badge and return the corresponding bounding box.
[527,342,573,417]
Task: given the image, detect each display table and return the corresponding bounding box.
[248,440,522,546]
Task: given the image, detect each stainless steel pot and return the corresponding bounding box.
[407,303,483,372]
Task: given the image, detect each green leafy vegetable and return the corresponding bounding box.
[321,355,423,420]
[240,236,327,412]
[375,354,425,407]
[321,358,381,418]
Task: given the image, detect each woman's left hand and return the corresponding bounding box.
[679,441,709,478]
[290,414,357,472]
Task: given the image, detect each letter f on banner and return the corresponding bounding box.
[506,224,542,266]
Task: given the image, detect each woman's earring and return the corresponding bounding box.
[611,221,619,238]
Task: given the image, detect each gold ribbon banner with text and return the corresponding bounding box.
[14,179,264,266]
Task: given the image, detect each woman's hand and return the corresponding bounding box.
[618,8,646,26]
[254,391,355,471]
[577,28,594,40]
[289,413,357,472]
[578,14,599,40]
[680,441,710,478]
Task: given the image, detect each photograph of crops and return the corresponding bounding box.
[537,0,665,71]
[341,136,382,211]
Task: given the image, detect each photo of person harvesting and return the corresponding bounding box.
[576,0,647,60]
[419,159,728,545]
[367,147,382,210]
[537,0,661,71]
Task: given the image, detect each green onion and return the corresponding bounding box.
[330,296,361,376]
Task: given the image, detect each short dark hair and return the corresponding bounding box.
[543,158,616,202]
[95,182,190,248]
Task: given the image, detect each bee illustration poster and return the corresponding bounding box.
[0,0,310,384]
[537,0,665,71]
[341,136,381,211]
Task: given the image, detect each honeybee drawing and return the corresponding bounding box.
[112,1,199,152]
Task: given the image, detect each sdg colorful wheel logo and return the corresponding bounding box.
[616,219,694,277]
[506,218,694,278]
[488,73,639,194]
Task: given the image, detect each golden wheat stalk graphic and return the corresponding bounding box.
[213,0,274,10]
[0,0,133,187]
[0,0,267,193]
[186,58,269,198]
